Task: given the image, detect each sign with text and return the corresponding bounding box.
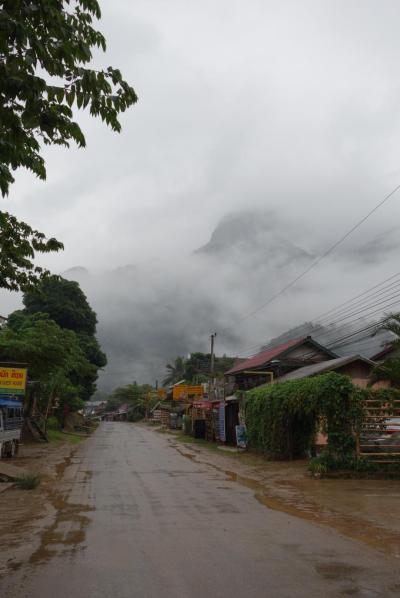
[173,385,203,401]
[157,388,167,400]
[0,367,28,396]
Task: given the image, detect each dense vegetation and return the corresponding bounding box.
[245,373,363,460]
[107,383,157,421]
[163,352,236,385]
[372,314,400,385]
[0,276,106,422]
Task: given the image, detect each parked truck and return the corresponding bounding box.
[0,398,23,458]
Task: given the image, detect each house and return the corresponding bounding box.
[225,336,338,391]
[277,354,376,388]
[371,343,397,363]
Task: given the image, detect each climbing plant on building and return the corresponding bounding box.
[245,373,364,461]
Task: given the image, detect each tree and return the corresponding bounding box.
[0,0,137,291]
[162,353,236,385]
[0,312,89,415]
[163,356,186,386]
[23,275,97,334]
[0,212,64,291]
[107,382,156,421]
[0,0,137,196]
[372,314,400,386]
[22,275,107,399]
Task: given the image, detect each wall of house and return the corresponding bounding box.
[336,361,372,388]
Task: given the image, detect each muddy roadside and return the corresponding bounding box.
[157,428,400,558]
[0,434,87,577]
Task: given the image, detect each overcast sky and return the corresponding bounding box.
[3,1,400,385]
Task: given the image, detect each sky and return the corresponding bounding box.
[3,0,400,388]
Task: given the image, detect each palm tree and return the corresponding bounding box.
[162,356,186,386]
[372,314,400,385]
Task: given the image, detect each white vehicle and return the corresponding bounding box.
[0,398,23,458]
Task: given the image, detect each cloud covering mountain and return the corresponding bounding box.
[56,209,394,391]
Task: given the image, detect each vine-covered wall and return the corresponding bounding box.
[245,373,363,460]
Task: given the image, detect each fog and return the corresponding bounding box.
[2,1,400,389]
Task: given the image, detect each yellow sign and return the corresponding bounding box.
[173,385,203,401]
[157,388,167,400]
[0,367,28,396]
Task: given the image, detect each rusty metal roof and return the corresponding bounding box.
[225,337,307,375]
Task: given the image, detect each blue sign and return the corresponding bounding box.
[218,403,226,442]
[0,397,23,409]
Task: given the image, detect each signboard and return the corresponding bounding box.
[235,425,247,448]
[218,402,226,442]
[173,385,203,401]
[0,367,27,396]
[157,388,167,400]
[193,400,215,410]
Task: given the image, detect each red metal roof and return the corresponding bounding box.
[226,337,306,375]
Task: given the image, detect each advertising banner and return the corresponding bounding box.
[172,385,203,401]
[0,367,27,396]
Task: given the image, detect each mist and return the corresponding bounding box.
[3,1,400,390]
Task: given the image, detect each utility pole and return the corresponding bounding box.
[210,332,217,401]
[210,332,217,375]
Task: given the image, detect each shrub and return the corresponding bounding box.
[46,416,61,431]
[15,474,40,490]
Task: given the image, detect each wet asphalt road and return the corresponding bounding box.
[3,422,400,598]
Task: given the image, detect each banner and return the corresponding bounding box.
[0,367,28,396]
[157,388,167,400]
[172,385,203,401]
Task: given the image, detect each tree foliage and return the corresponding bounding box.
[0,212,64,291]
[372,313,400,386]
[0,0,137,196]
[0,1,137,292]
[23,275,97,334]
[107,382,156,421]
[0,311,90,413]
[163,352,236,386]
[245,373,363,460]
[22,275,107,399]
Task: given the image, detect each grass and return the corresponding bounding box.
[14,474,40,490]
[47,429,86,445]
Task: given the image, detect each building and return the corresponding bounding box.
[225,336,338,390]
[277,354,375,388]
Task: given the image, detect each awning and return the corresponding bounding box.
[0,398,23,408]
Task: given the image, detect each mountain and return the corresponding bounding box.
[196,211,312,268]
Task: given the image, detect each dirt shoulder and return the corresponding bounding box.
[159,428,400,558]
[0,434,86,577]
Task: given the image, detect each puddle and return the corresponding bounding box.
[29,487,94,565]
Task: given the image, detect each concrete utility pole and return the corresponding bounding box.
[210,332,217,375]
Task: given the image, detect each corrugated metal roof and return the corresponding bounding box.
[277,354,375,382]
[225,337,307,375]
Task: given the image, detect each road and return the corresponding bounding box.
[2,422,400,598]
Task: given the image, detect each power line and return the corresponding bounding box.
[317,280,400,325]
[223,183,400,331]
[314,272,400,322]
[229,271,400,357]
